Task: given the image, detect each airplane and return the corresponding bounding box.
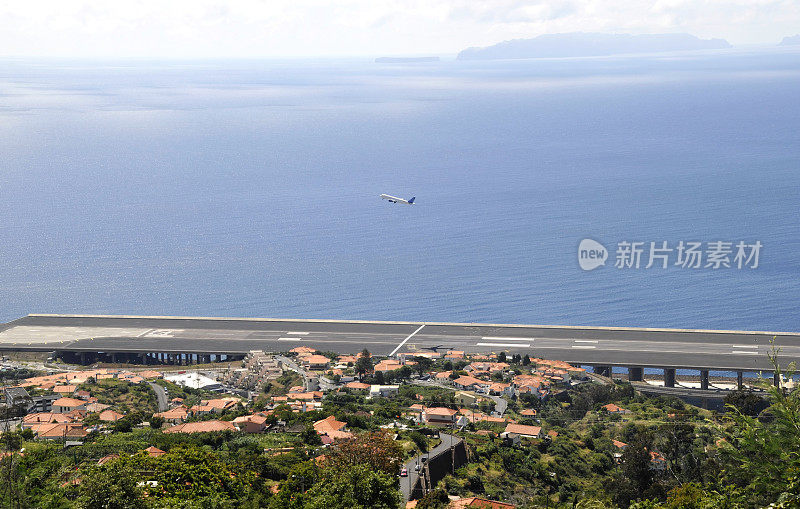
[380,194,415,205]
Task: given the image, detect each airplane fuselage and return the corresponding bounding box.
[380,194,415,205]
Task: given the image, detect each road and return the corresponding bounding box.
[276,355,337,391]
[486,394,507,415]
[400,432,461,502]
[148,382,168,412]
[1,314,798,371]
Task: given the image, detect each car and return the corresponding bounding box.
[414,463,421,471]
[400,467,408,477]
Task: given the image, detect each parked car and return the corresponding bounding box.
[400,467,408,477]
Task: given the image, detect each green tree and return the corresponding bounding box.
[413,356,434,377]
[721,348,800,506]
[355,350,372,381]
[77,464,146,509]
[301,424,322,445]
[304,463,401,509]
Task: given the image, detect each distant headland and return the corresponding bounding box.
[375,56,440,63]
[457,32,731,60]
[780,35,800,46]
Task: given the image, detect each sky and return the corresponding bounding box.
[0,0,798,58]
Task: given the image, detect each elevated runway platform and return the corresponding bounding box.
[0,314,798,373]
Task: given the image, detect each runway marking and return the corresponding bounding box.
[481,337,534,341]
[574,340,599,343]
[476,342,531,348]
[390,325,426,357]
[138,329,156,337]
[278,337,301,341]
[287,332,310,335]
[571,345,596,349]
[729,351,760,355]
[732,345,759,349]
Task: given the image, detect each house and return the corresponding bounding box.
[373,360,403,373]
[500,432,521,447]
[163,420,238,434]
[153,407,189,424]
[232,414,269,433]
[98,410,125,422]
[53,385,77,396]
[145,446,166,457]
[453,375,489,391]
[488,383,514,397]
[51,397,87,414]
[302,355,331,370]
[190,398,239,416]
[520,409,537,417]
[31,423,88,440]
[313,415,352,440]
[4,387,31,408]
[602,404,631,414]
[503,423,541,439]
[344,381,370,390]
[444,350,465,360]
[290,346,317,355]
[21,412,73,429]
[422,407,458,426]
[369,385,399,398]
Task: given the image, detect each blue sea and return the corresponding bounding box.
[1,47,799,330]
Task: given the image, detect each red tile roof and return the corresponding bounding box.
[163,420,238,434]
[503,423,541,437]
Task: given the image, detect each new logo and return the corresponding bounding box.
[578,239,608,271]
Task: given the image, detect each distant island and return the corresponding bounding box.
[779,35,800,46]
[375,56,440,63]
[457,32,731,60]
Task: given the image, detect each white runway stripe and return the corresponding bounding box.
[571,345,596,349]
[476,342,531,348]
[481,337,533,341]
[574,340,599,343]
[286,332,310,335]
[389,325,426,356]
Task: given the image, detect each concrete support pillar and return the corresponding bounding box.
[664,368,676,388]
[111,353,118,364]
[700,370,710,390]
[737,371,743,389]
[80,352,87,365]
[629,367,644,382]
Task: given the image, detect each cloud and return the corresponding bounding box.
[0,0,797,58]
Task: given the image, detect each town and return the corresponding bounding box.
[0,342,787,508]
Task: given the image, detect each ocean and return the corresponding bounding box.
[1,47,798,331]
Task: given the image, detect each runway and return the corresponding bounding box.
[0,314,798,371]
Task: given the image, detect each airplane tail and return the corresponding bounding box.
[408,197,415,204]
